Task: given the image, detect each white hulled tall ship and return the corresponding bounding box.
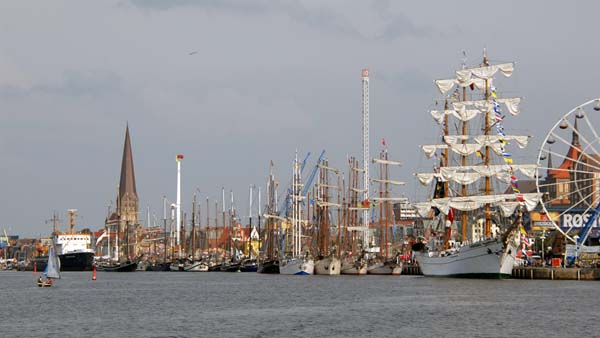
[279,152,314,275]
[413,51,542,278]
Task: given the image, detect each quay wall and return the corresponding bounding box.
[512,267,600,281]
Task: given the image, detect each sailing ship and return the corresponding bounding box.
[258,161,280,274]
[313,159,342,275]
[279,153,314,275]
[341,157,368,275]
[413,51,541,278]
[365,148,404,275]
[38,242,60,287]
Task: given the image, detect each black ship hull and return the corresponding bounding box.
[34,252,94,272]
[240,259,258,272]
[59,252,95,271]
[208,263,222,272]
[146,262,171,271]
[258,260,279,274]
[101,261,138,272]
[220,263,241,272]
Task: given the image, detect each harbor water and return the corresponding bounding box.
[1,271,596,338]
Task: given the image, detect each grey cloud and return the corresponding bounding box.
[0,69,122,99]
[128,0,364,39]
[127,0,267,13]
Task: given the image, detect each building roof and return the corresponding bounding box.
[548,117,581,180]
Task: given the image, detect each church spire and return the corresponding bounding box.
[118,124,138,224]
[547,148,553,177]
[572,116,580,147]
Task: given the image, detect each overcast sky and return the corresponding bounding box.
[1,1,598,236]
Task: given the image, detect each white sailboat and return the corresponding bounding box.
[279,152,314,275]
[38,244,60,287]
[413,52,542,278]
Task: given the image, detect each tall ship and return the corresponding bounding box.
[413,51,542,278]
[258,161,280,274]
[366,147,403,275]
[279,152,314,275]
[313,159,342,275]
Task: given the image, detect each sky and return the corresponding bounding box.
[1,1,599,236]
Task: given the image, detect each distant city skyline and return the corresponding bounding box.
[1,1,599,236]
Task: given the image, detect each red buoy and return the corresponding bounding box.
[33,261,37,274]
[92,264,97,281]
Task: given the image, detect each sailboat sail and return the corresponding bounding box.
[45,245,61,279]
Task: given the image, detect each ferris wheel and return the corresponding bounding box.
[536,98,600,245]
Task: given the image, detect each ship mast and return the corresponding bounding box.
[443,100,451,249]
[176,154,183,258]
[482,51,492,238]
[461,71,468,242]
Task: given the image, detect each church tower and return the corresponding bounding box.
[117,124,139,224]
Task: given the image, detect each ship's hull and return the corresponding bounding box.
[101,261,138,272]
[279,257,314,275]
[60,252,95,271]
[220,262,241,272]
[367,260,402,275]
[36,252,94,271]
[341,258,367,275]
[415,237,518,278]
[186,262,209,272]
[145,263,171,271]
[239,259,258,272]
[208,263,223,272]
[314,256,341,275]
[257,259,279,274]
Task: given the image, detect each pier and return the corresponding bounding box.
[512,267,600,281]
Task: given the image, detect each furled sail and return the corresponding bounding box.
[416,164,537,186]
[414,193,542,217]
[456,63,514,83]
[421,144,448,158]
[434,77,489,95]
[430,107,482,124]
[453,98,521,116]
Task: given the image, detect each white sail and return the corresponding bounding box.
[453,97,521,116]
[45,245,61,279]
[416,164,537,186]
[421,192,542,215]
[434,77,489,95]
[430,108,482,124]
[421,144,448,158]
[456,62,514,82]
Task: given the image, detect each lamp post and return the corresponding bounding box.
[574,235,580,266]
[540,230,546,266]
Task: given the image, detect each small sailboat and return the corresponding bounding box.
[38,245,60,287]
